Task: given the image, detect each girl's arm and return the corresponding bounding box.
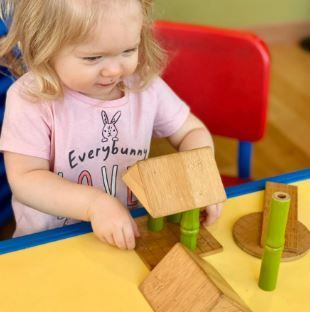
[168,113,214,152]
[4,152,139,249]
[168,113,223,225]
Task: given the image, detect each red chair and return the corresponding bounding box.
[155,21,270,187]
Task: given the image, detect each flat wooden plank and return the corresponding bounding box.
[180,148,227,209]
[122,165,149,209]
[139,243,222,312]
[140,243,250,312]
[135,216,223,269]
[138,152,193,217]
[137,147,226,217]
[211,297,246,312]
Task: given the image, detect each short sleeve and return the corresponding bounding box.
[0,80,52,160]
[151,77,190,138]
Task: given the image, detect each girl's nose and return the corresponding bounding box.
[100,58,121,77]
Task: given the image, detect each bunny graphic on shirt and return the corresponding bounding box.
[101,111,121,142]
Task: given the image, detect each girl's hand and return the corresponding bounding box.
[200,203,224,226]
[88,194,140,250]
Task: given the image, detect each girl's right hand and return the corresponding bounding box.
[87,193,140,250]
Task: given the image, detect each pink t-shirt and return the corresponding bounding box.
[0,73,190,236]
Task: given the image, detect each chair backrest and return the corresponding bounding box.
[155,21,270,142]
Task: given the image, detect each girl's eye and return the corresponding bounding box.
[122,48,138,56]
[82,56,102,61]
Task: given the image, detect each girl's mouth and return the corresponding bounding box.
[96,82,115,87]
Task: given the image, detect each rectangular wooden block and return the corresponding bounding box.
[261,182,298,252]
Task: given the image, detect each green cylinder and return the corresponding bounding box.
[258,245,283,291]
[167,213,182,224]
[147,215,164,232]
[265,192,291,248]
[258,191,291,291]
[180,208,200,251]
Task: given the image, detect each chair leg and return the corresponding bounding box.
[238,141,253,179]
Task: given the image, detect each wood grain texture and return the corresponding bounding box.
[261,182,298,251]
[140,243,251,312]
[122,164,149,209]
[123,147,226,218]
[232,212,310,261]
[135,216,223,269]
[211,296,247,312]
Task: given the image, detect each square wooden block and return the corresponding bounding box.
[135,216,223,269]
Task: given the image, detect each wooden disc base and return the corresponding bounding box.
[233,212,310,261]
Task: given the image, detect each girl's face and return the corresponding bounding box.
[52,2,143,101]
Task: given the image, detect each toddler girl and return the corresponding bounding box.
[0,0,222,249]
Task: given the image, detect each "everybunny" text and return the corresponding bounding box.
[68,141,148,169]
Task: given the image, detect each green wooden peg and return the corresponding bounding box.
[258,192,291,291]
[167,213,182,224]
[147,214,165,232]
[180,208,200,251]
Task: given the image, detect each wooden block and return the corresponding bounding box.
[135,216,223,269]
[211,297,247,312]
[123,147,226,218]
[140,243,251,312]
[261,182,298,252]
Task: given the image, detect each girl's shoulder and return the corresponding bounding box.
[7,72,49,106]
[6,73,55,115]
[8,72,37,97]
[147,75,170,90]
[126,74,170,95]
[141,75,178,99]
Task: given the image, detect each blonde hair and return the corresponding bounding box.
[0,0,166,100]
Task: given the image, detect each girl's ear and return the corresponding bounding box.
[111,111,121,124]
[101,110,109,125]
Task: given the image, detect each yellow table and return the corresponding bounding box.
[0,170,309,312]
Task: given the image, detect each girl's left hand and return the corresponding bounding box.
[200,203,224,226]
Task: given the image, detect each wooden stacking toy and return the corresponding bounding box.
[123,147,226,267]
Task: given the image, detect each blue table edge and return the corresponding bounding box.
[1,168,309,255]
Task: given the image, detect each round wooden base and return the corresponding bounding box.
[233,212,310,261]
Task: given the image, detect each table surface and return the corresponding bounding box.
[0,169,309,312]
